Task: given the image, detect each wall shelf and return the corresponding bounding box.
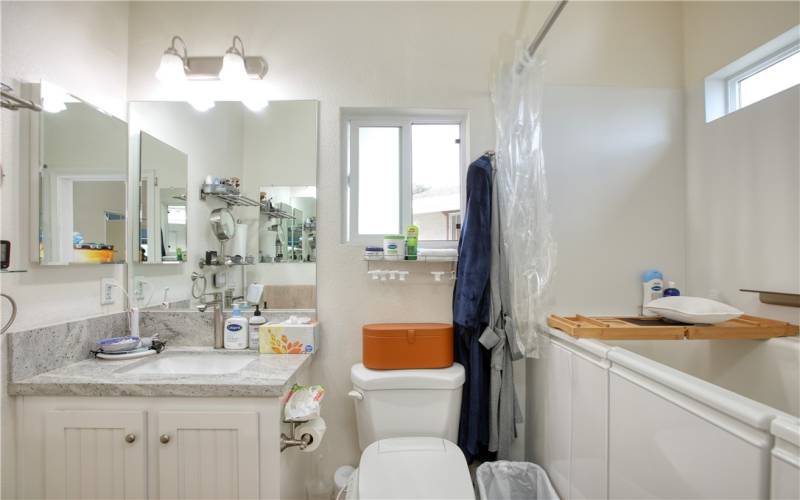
[740,289,800,308]
[363,256,458,263]
[549,314,799,340]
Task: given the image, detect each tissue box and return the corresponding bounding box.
[260,322,319,354]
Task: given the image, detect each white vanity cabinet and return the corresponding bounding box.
[17,397,309,500]
[44,410,147,499]
[156,411,260,499]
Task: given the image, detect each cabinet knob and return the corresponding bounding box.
[125,433,136,443]
[160,434,171,444]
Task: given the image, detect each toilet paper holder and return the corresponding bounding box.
[280,421,314,452]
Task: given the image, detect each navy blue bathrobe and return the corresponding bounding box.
[453,154,493,463]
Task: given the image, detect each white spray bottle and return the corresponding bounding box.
[642,269,664,316]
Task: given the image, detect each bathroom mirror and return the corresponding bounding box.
[36,81,128,265]
[127,100,319,310]
[137,132,188,263]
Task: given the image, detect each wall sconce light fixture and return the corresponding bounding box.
[155,35,269,112]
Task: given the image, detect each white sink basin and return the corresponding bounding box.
[119,353,253,375]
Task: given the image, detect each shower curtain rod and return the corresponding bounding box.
[523,0,568,61]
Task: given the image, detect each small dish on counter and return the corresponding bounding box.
[95,336,141,353]
[96,347,156,360]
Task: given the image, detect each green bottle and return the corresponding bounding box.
[405,225,419,260]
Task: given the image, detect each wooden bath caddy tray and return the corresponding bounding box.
[548,314,799,340]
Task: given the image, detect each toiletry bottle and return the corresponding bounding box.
[224,305,249,349]
[405,225,419,261]
[249,305,266,350]
[642,269,664,316]
[663,281,680,297]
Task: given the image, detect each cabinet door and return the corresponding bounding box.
[44,410,147,499]
[157,411,259,499]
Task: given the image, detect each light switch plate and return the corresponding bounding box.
[133,277,146,300]
[101,278,115,305]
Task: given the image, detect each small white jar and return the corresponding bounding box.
[383,235,406,260]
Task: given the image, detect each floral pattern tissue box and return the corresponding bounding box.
[259,321,319,354]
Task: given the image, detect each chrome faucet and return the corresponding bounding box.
[196,292,225,349]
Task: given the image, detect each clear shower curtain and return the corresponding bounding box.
[492,42,556,358]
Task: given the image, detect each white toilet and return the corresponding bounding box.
[345,362,474,499]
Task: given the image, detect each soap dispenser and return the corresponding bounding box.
[248,305,266,350]
[224,305,249,349]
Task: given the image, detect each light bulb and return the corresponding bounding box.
[155,52,187,84]
[219,52,248,84]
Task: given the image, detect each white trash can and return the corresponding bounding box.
[476,461,559,500]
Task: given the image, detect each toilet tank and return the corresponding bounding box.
[349,363,465,451]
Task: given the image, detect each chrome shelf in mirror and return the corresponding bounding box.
[260,204,295,220]
[197,259,255,269]
[201,188,296,221]
[199,189,261,207]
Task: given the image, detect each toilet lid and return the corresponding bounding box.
[358,437,474,499]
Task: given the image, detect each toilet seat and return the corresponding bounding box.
[352,437,474,499]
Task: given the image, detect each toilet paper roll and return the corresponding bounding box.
[295,417,326,453]
[233,223,248,258]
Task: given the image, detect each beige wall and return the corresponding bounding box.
[683,1,800,323]
[0,1,130,328]
[540,0,685,87]
[1,2,130,497]
[682,1,800,84]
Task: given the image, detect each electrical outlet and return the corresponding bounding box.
[101,279,116,305]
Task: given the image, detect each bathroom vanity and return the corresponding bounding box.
[9,348,312,499]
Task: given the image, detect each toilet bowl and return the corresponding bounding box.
[346,363,474,499]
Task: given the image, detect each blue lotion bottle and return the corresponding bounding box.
[663,281,680,297]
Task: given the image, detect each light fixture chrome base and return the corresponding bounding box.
[186,56,268,80]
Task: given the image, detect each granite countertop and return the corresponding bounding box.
[8,347,312,398]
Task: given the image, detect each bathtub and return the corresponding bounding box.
[529,328,800,500]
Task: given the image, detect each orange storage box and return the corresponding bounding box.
[362,323,453,370]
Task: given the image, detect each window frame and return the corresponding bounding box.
[341,108,467,246]
[725,41,800,113]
